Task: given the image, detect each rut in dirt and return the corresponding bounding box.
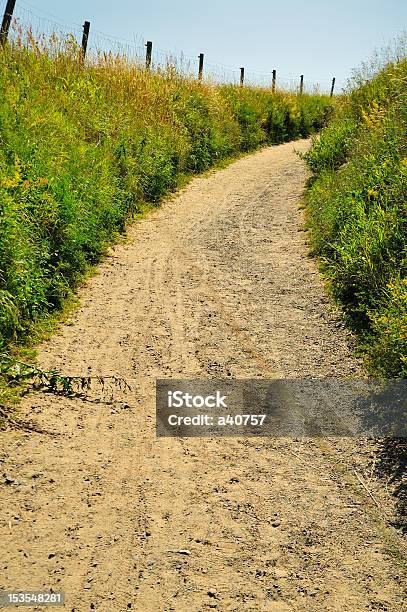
[0,139,405,612]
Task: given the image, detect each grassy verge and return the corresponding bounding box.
[303,54,407,377]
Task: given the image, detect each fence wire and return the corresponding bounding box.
[3,1,344,93]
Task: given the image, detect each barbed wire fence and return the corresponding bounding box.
[1,0,344,94]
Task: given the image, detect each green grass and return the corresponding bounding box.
[0,33,333,365]
[303,54,407,377]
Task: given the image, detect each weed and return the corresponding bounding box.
[304,53,407,377]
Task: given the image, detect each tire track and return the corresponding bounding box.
[0,139,405,612]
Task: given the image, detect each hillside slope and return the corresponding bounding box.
[0,38,331,358]
[304,56,407,376]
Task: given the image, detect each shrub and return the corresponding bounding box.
[367,279,407,377]
[304,55,407,377]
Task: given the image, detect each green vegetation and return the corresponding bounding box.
[0,34,332,359]
[304,55,407,377]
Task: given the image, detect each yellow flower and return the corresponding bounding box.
[361,100,385,129]
[1,177,19,189]
[0,156,23,189]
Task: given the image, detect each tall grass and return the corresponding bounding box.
[304,51,407,377]
[0,32,332,356]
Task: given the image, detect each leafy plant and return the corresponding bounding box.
[304,53,407,377]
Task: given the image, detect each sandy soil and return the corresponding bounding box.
[0,139,405,611]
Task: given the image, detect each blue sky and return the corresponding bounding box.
[6,0,407,91]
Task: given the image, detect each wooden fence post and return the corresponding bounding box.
[0,0,16,47]
[145,40,152,69]
[330,77,336,97]
[81,20,90,62]
[299,74,304,95]
[272,69,276,93]
[240,67,245,87]
[198,53,204,80]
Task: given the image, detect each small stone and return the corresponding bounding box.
[208,589,217,598]
[4,477,16,485]
[274,568,289,579]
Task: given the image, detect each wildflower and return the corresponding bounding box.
[367,188,378,199]
[0,157,23,189]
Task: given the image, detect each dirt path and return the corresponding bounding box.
[0,140,405,611]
